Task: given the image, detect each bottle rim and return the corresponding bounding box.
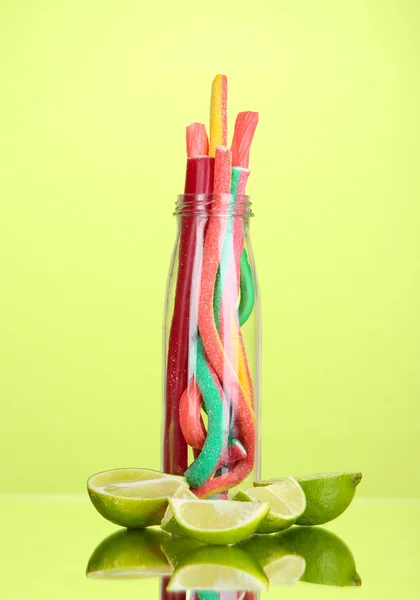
[175,193,253,217]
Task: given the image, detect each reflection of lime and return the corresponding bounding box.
[161,537,204,569]
[87,468,188,528]
[167,545,269,592]
[234,477,306,533]
[279,526,362,586]
[240,534,305,586]
[86,528,172,578]
[255,472,362,525]
[161,498,269,545]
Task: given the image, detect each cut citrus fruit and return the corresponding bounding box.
[161,537,204,569]
[160,484,198,535]
[240,534,305,586]
[233,477,306,533]
[278,526,362,586]
[86,528,172,578]
[167,545,269,591]
[254,472,362,525]
[87,468,188,528]
[161,498,269,545]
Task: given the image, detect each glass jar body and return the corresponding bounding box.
[162,195,261,498]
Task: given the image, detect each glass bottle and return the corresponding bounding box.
[162,191,261,499]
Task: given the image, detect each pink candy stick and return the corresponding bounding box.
[231,112,259,169]
[179,379,206,449]
[186,123,209,158]
[195,147,255,498]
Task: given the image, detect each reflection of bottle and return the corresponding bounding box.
[191,592,255,600]
[162,191,261,498]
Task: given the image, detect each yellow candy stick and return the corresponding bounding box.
[209,74,228,157]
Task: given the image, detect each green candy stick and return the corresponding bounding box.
[185,337,228,488]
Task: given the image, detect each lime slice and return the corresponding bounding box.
[254,472,362,525]
[278,526,362,586]
[233,477,306,533]
[160,485,198,535]
[86,528,172,578]
[87,468,188,528]
[167,545,269,591]
[240,534,305,586]
[161,498,269,545]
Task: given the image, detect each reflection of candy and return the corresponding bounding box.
[209,75,228,157]
[186,123,209,158]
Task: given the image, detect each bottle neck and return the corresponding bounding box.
[174,193,253,218]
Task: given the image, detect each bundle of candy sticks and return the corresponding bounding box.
[164,74,258,499]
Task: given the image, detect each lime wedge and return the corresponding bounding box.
[278,526,362,586]
[240,534,305,586]
[167,545,269,591]
[161,485,198,535]
[254,472,362,525]
[86,528,172,578]
[161,498,269,545]
[233,477,305,533]
[87,468,188,528]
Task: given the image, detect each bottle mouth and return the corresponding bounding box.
[175,193,253,217]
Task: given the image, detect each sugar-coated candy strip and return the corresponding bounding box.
[209,75,228,157]
[186,123,209,158]
[195,148,256,497]
[231,111,259,169]
[184,338,229,488]
[163,153,214,476]
[179,379,205,449]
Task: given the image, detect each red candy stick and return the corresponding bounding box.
[163,141,214,475]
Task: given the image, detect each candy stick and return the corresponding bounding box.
[209,75,228,157]
[183,148,233,487]
[238,252,254,326]
[195,116,259,495]
[186,123,209,158]
[179,383,247,468]
[231,111,259,169]
[163,135,214,475]
[231,112,259,325]
[184,338,230,488]
[194,147,256,497]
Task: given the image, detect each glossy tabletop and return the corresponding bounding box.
[1,495,418,599]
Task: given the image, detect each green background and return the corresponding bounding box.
[1,0,419,497]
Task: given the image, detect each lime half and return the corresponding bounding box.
[86,528,172,578]
[233,477,306,533]
[161,498,269,545]
[254,472,362,525]
[167,545,269,592]
[87,468,188,528]
[278,526,362,586]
